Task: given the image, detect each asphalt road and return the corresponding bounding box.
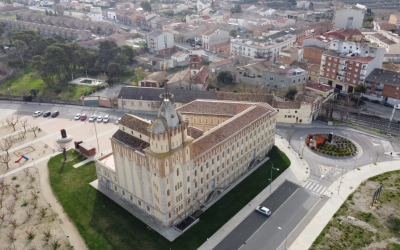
[363,101,400,120]
[214,181,299,250]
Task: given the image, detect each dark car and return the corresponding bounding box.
[360,96,369,101]
[51,111,59,117]
[371,100,381,104]
[383,102,394,108]
[43,111,51,117]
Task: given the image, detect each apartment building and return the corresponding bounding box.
[302,35,333,64]
[364,68,400,104]
[147,31,175,55]
[277,47,302,67]
[364,30,400,63]
[319,40,385,92]
[202,28,230,51]
[137,13,156,31]
[333,7,365,29]
[230,31,296,62]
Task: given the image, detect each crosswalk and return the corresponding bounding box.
[302,180,327,196]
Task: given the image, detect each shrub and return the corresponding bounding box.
[311,146,315,150]
[315,134,328,147]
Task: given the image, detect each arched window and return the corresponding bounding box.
[177,168,179,176]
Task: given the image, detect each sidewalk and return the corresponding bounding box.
[290,160,400,250]
[197,135,309,250]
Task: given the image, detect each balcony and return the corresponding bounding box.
[322,56,326,61]
[362,64,368,69]
[375,90,383,96]
[360,70,367,76]
[338,66,347,70]
[339,60,347,65]
[375,84,384,90]
[365,82,372,87]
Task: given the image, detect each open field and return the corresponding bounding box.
[48,146,290,250]
[311,170,400,250]
[0,169,70,250]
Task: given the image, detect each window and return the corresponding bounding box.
[122,190,125,196]
[167,189,170,196]
[201,177,203,184]
[188,188,190,194]
[168,202,170,207]
[195,170,197,176]
[177,168,179,176]
[138,200,141,206]
[147,206,150,212]
[187,176,190,182]
[212,170,214,176]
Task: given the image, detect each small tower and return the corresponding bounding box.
[189,54,202,78]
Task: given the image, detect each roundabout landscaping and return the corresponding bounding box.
[305,133,358,157]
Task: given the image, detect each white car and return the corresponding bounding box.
[34,111,43,117]
[395,104,400,110]
[115,117,121,125]
[74,114,81,120]
[97,116,103,122]
[211,51,217,54]
[89,115,97,122]
[255,206,272,216]
[103,115,110,123]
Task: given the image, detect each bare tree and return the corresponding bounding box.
[6,231,15,242]
[29,124,39,138]
[25,227,35,239]
[30,200,37,209]
[50,238,60,249]
[0,212,5,221]
[26,207,33,217]
[23,168,29,175]
[6,116,20,131]
[0,136,14,157]
[8,217,17,227]
[18,119,29,134]
[0,153,11,171]
[6,202,15,214]
[0,198,2,208]
[38,206,47,217]
[28,243,37,250]
[43,229,52,238]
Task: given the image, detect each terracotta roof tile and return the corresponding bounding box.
[177,100,253,116]
[119,114,151,135]
[305,82,334,92]
[187,126,203,139]
[193,66,209,85]
[191,105,272,158]
[112,130,150,153]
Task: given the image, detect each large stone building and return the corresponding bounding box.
[95,93,277,230]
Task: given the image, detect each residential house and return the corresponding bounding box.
[171,51,190,62]
[277,47,301,67]
[173,3,188,14]
[364,30,400,63]
[291,61,321,82]
[302,35,333,64]
[136,13,156,31]
[305,82,334,98]
[116,2,134,10]
[186,14,202,24]
[297,1,310,9]
[172,26,199,42]
[197,0,211,10]
[138,71,167,88]
[147,31,175,55]
[209,59,237,75]
[276,18,296,28]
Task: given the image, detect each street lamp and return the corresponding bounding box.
[370,157,372,167]
[278,227,288,250]
[353,153,358,171]
[337,164,345,194]
[270,164,280,193]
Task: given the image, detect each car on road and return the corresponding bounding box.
[74,114,81,120]
[97,116,103,122]
[103,115,110,123]
[360,96,369,101]
[255,206,271,216]
[115,117,121,124]
[211,51,217,54]
[43,111,51,117]
[371,100,381,104]
[205,49,210,52]
[89,115,97,122]
[80,114,87,121]
[190,44,195,47]
[51,111,59,117]
[34,111,43,117]
[383,102,394,108]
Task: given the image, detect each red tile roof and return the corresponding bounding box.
[350,56,375,63]
[177,100,253,116]
[193,66,209,85]
[306,82,334,92]
[187,126,203,139]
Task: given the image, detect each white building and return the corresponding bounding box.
[296,1,310,9]
[90,7,103,22]
[230,31,296,62]
[333,7,365,29]
[147,31,175,54]
[173,3,188,14]
[202,28,230,50]
[364,30,400,63]
[107,10,117,20]
[196,0,211,10]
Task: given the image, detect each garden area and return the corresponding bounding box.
[311,170,400,250]
[306,134,358,157]
[48,146,290,250]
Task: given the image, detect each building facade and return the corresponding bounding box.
[364,30,400,63]
[333,8,364,29]
[147,31,175,54]
[363,68,400,104]
[95,96,277,229]
[202,28,230,51]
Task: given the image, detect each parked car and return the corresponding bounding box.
[97,116,103,122]
[103,115,110,123]
[360,96,369,101]
[395,104,400,110]
[115,117,121,125]
[190,44,195,47]
[34,111,43,117]
[371,100,381,104]
[74,114,81,120]
[43,111,51,117]
[255,206,272,216]
[80,114,87,121]
[89,115,97,122]
[211,51,217,54]
[51,111,59,117]
[383,102,394,108]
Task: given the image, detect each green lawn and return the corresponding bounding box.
[0,67,101,101]
[48,146,290,250]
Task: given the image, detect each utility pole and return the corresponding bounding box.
[93,110,100,154]
[270,164,279,193]
[387,104,396,135]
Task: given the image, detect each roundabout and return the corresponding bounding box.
[305,133,359,157]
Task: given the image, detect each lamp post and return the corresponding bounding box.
[370,157,372,167]
[337,164,345,194]
[278,227,288,250]
[353,154,358,171]
[270,164,280,193]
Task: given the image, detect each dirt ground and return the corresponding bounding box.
[311,170,400,250]
[373,9,399,22]
[0,169,71,250]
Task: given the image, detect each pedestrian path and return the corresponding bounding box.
[302,179,327,196]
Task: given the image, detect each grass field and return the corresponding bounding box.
[310,170,400,250]
[0,66,100,101]
[48,146,291,250]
